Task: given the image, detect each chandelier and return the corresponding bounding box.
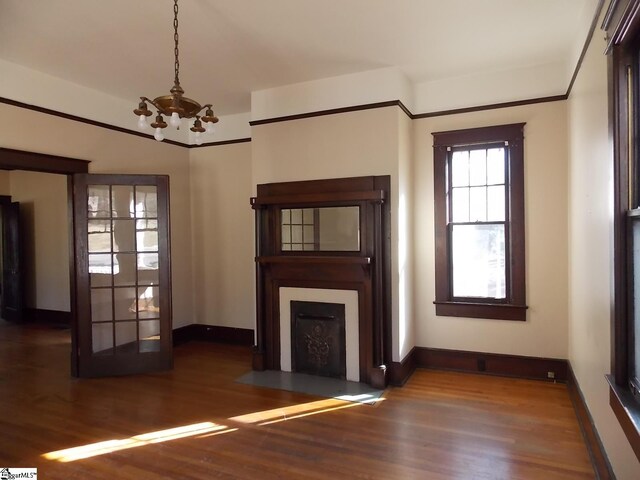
[133,0,218,144]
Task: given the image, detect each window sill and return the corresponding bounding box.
[434,301,527,321]
[607,375,640,461]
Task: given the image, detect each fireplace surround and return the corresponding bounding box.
[251,176,391,388]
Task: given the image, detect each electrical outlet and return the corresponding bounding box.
[547,371,555,379]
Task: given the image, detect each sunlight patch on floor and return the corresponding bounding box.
[228,398,352,424]
[42,396,379,462]
[42,399,376,462]
[228,397,370,426]
[43,422,228,462]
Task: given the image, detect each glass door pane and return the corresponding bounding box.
[88,184,161,355]
[75,174,171,377]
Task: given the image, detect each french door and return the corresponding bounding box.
[72,174,172,377]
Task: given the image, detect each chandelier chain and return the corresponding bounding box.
[174,0,180,86]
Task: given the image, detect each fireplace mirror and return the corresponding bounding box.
[281,206,360,252]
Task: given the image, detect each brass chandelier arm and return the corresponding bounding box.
[194,104,213,116]
[139,97,164,113]
[138,98,217,122]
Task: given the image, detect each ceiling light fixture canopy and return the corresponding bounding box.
[133,0,218,144]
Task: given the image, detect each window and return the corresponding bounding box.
[604,0,640,458]
[432,123,527,321]
[281,208,317,251]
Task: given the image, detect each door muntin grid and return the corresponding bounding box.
[88,185,161,355]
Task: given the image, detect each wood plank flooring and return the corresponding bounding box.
[0,322,594,479]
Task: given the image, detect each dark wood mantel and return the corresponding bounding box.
[251,176,392,388]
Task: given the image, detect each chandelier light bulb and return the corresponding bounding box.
[169,112,181,128]
[154,127,165,142]
[137,114,148,130]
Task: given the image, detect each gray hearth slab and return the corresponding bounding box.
[236,370,384,404]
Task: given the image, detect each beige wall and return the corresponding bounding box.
[397,110,414,359]
[251,107,413,361]
[9,170,69,312]
[189,142,254,330]
[413,101,570,359]
[0,103,194,327]
[567,15,640,479]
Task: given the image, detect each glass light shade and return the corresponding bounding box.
[205,122,215,134]
[154,128,165,142]
[169,112,181,128]
[194,132,203,145]
[137,114,148,130]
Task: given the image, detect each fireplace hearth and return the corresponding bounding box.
[291,301,346,379]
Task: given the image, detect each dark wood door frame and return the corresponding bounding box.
[0,195,14,321]
[0,147,90,376]
[1,201,24,322]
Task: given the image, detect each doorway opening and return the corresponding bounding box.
[0,147,174,378]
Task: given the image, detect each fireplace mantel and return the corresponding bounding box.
[250,176,391,388]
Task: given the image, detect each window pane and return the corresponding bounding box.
[115,321,137,353]
[114,287,137,320]
[111,185,134,218]
[487,185,506,221]
[90,254,113,286]
[136,220,158,252]
[138,253,159,286]
[291,225,303,243]
[451,151,469,187]
[88,186,110,218]
[114,253,136,286]
[138,286,160,319]
[451,188,469,222]
[451,224,506,299]
[140,320,161,353]
[487,148,505,185]
[91,288,112,322]
[291,209,302,224]
[282,225,291,243]
[469,186,487,222]
[303,225,314,243]
[112,219,135,252]
[88,220,111,253]
[281,209,291,224]
[469,149,487,186]
[135,186,158,218]
[92,323,113,355]
[302,208,314,224]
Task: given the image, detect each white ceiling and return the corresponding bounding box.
[0,0,596,117]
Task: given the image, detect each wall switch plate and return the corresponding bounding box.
[547,371,555,379]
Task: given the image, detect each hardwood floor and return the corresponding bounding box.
[0,322,594,479]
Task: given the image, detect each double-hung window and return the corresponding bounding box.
[604,0,640,458]
[432,123,527,321]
